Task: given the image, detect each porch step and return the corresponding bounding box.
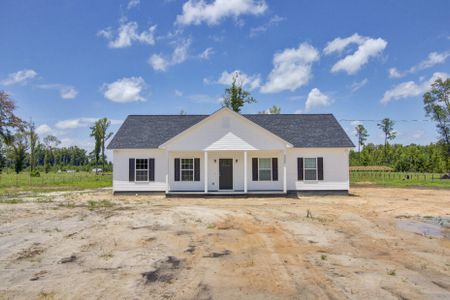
[165,190,290,198]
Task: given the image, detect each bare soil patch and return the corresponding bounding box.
[0,187,449,299]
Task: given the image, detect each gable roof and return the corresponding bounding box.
[107,113,354,149]
[158,107,292,149]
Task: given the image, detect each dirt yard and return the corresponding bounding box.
[0,187,449,300]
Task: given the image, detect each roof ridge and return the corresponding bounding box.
[127,113,334,117]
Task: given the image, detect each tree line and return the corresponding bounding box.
[0,91,113,175]
[353,78,449,173]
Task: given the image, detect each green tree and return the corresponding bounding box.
[96,118,113,173]
[222,73,256,112]
[377,118,396,162]
[43,135,60,173]
[355,124,369,153]
[0,140,5,174]
[28,120,38,173]
[8,133,28,174]
[423,78,450,172]
[0,91,25,142]
[90,122,101,174]
[259,105,281,114]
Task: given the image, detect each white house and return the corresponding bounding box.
[107,107,354,195]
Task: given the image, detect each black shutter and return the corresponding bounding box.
[194,158,200,181]
[297,157,303,181]
[318,157,324,180]
[174,158,180,181]
[252,158,258,181]
[148,158,155,181]
[129,158,135,182]
[272,158,278,181]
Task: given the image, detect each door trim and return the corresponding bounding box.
[219,158,233,190]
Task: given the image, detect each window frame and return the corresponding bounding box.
[258,158,272,181]
[303,157,318,181]
[135,158,149,182]
[180,158,195,182]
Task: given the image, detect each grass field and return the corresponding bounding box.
[1,170,449,195]
[0,171,112,195]
[350,171,450,188]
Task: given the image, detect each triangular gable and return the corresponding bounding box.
[159,107,292,151]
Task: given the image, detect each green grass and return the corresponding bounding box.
[0,171,112,195]
[351,171,450,188]
[87,199,115,210]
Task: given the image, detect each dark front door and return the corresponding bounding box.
[219,159,233,190]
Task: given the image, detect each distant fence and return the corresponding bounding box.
[0,172,112,187]
[350,171,446,182]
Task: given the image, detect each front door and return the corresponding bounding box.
[219,159,233,190]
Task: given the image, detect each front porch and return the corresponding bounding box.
[165,150,288,194]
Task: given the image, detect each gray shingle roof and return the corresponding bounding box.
[107,113,354,149]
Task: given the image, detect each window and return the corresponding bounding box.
[304,158,317,181]
[181,158,194,181]
[258,158,272,181]
[135,159,148,182]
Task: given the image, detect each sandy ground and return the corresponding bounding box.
[0,187,449,300]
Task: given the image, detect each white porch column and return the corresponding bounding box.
[244,151,248,193]
[283,149,287,193]
[165,150,169,193]
[204,151,208,193]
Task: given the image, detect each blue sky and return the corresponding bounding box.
[1,0,449,154]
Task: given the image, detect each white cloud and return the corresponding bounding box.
[176,0,267,26]
[381,72,449,104]
[388,67,404,78]
[411,130,425,140]
[390,50,450,78]
[249,14,285,37]
[325,33,387,75]
[127,0,140,9]
[323,33,366,55]
[199,47,214,59]
[60,86,78,99]
[98,21,156,48]
[351,78,368,92]
[1,69,37,86]
[410,51,450,72]
[304,88,332,112]
[174,89,183,96]
[55,118,122,130]
[148,39,191,71]
[36,124,54,135]
[102,77,147,103]
[350,120,362,127]
[37,84,78,99]
[260,42,319,93]
[210,70,261,91]
[148,54,169,71]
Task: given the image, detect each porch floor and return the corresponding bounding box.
[166,190,288,197]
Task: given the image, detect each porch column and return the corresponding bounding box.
[165,150,169,193]
[244,151,248,193]
[204,151,208,193]
[283,149,287,193]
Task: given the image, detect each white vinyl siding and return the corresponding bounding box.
[135,159,148,182]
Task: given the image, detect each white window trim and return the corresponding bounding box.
[303,157,318,182]
[258,158,272,181]
[180,157,196,182]
[135,158,149,182]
